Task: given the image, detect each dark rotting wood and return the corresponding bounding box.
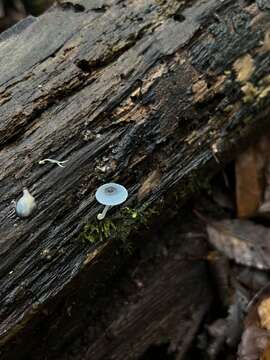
[0,0,270,358]
[56,218,212,360]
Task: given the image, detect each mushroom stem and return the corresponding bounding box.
[97,205,110,220]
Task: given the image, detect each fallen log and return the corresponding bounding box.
[55,217,212,360]
[0,0,270,358]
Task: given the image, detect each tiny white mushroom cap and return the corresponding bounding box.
[95,183,128,206]
[95,183,128,220]
[16,188,36,218]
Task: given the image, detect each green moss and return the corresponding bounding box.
[80,206,159,246]
[81,220,117,244]
[240,75,270,104]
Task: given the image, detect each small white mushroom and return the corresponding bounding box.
[95,183,128,220]
[15,189,36,218]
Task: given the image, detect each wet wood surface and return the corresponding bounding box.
[56,220,212,360]
[0,0,270,358]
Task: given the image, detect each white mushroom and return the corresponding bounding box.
[95,183,128,220]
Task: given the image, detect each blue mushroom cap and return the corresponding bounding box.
[95,183,128,206]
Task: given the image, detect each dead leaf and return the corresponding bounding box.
[207,219,270,270]
[238,325,270,360]
[259,298,270,331]
[261,341,270,360]
[203,284,247,359]
[235,134,270,218]
[259,160,270,217]
[236,148,263,218]
[238,287,270,360]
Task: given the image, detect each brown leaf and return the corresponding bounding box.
[238,290,270,360]
[259,161,270,217]
[259,298,270,331]
[235,134,270,218]
[261,341,270,360]
[207,219,270,270]
[238,325,270,360]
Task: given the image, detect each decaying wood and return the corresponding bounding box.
[0,0,270,358]
[52,218,211,360]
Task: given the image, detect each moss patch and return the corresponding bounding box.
[79,206,159,250]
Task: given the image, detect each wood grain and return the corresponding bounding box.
[0,0,270,356]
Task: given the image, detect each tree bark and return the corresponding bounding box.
[0,0,270,358]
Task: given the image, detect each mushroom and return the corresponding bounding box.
[16,188,36,218]
[95,183,128,220]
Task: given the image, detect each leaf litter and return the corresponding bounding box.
[196,132,270,359]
